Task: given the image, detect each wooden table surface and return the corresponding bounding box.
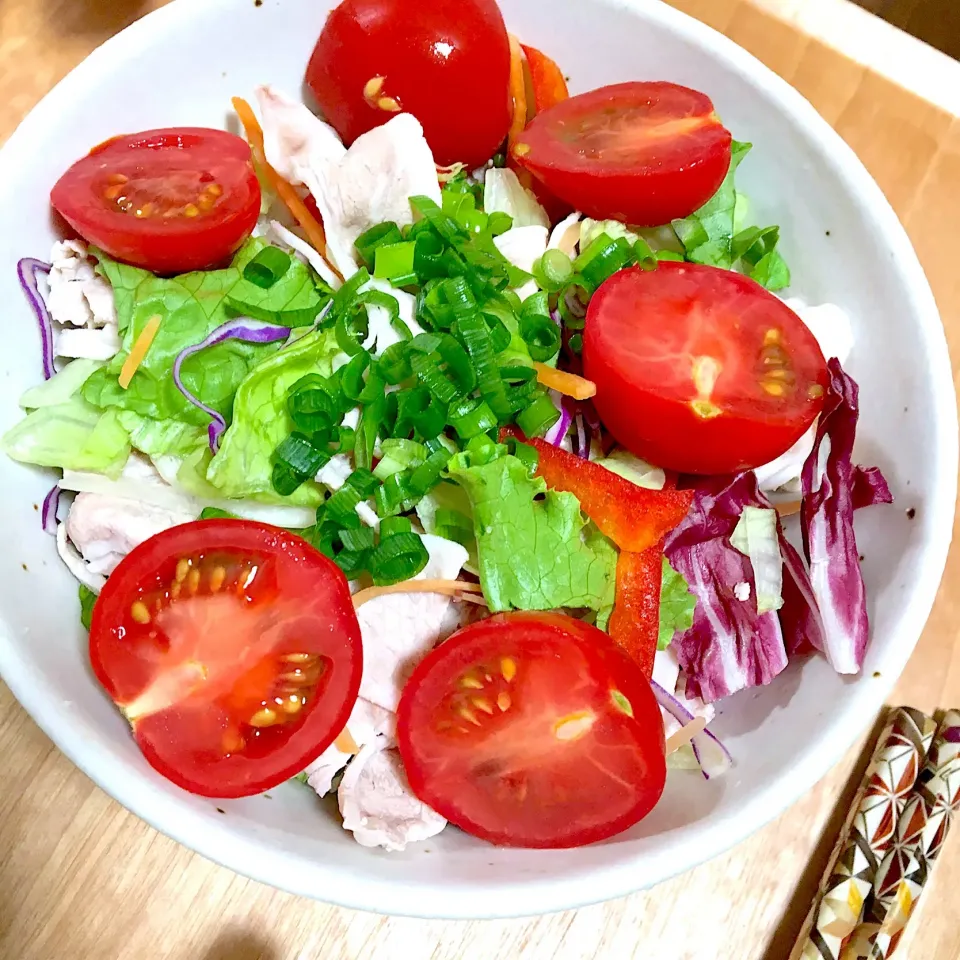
[2,1,960,957]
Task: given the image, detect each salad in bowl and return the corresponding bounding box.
[0,0,946,884]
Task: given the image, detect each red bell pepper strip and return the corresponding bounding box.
[519,44,570,114]
[502,429,694,552]
[608,545,662,678]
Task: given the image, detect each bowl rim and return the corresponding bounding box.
[0,0,956,920]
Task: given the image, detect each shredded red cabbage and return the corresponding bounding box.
[800,359,891,674]
[649,679,732,779]
[543,391,572,446]
[173,319,291,453]
[18,258,54,380]
[41,485,60,536]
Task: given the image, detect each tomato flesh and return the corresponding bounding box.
[90,521,362,798]
[306,0,512,168]
[51,128,261,274]
[583,262,829,474]
[514,81,732,225]
[397,612,666,848]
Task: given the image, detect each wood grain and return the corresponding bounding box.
[2,1,960,957]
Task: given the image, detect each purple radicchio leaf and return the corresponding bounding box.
[800,359,891,674]
[664,472,789,702]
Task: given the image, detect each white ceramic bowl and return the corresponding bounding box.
[0,0,955,920]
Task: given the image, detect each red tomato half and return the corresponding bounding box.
[584,262,829,474]
[514,82,732,226]
[397,612,666,848]
[51,128,261,275]
[90,521,362,798]
[306,0,512,168]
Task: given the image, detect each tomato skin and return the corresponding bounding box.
[306,0,512,168]
[584,262,829,474]
[90,521,362,799]
[397,612,666,848]
[514,82,732,226]
[51,128,261,275]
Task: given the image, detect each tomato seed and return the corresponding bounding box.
[130,601,151,624]
[460,675,484,690]
[134,202,154,219]
[764,328,781,345]
[472,698,494,715]
[363,75,385,105]
[249,708,278,727]
[106,172,129,185]
[204,183,223,199]
[175,558,190,583]
[553,710,596,741]
[209,566,226,592]
[761,381,785,397]
[103,185,123,201]
[284,653,315,663]
[809,384,825,399]
[377,96,401,112]
[497,692,511,712]
[458,706,481,726]
[183,203,200,218]
[280,696,303,715]
[500,658,517,682]
[186,568,201,594]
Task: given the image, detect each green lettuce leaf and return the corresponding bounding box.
[205,327,341,506]
[116,411,206,459]
[82,240,331,430]
[1,397,130,478]
[19,359,103,410]
[658,558,696,650]
[447,452,617,613]
[672,141,791,291]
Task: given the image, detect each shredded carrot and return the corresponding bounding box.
[533,362,597,400]
[118,314,162,390]
[352,579,484,609]
[231,96,339,279]
[665,716,707,756]
[334,728,359,755]
[506,35,528,150]
[776,500,802,517]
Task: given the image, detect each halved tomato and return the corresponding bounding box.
[90,520,362,798]
[513,81,732,225]
[51,128,261,275]
[583,262,829,474]
[397,612,666,848]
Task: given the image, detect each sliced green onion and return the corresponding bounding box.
[369,532,430,586]
[464,433,501,466]
[568,333,583,354]
[448,396,497,440]
[655,250,685,262]
[341,351,385,405]
[337,425,356,452]
[243,246,292,289]
[375,472,413,517]
[434,508,473,545]
[409,447,452,496]
[519,298,561,363]
[288,384,339,436]
[394,386,447,440]
[329,267,370,323]
[346,468,380,497]
[373,438,427,479]
[271,432,330,495]
[339,526,376,552]
[355,222,403,268]
[456,312,511,420]
[413,231,446,283]
[633,238,658,270]
[533,249,574,292]
[380,515,413,539]
[516,391,561,438]
[336,549,370,578]
[374,241,416,282]
[409,195,465,244]
[500,364,538,412]
[354,393,385,472]
[574,233,635,290]
[325,483,363,526]
[377,342,412,384]
[358,289,412,341]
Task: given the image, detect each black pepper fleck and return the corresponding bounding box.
[858,555,865,562]
[825,230,831,236]
[21,563,28,572]
[263,793,272,799]
[32,503,38,511]
[255,0,263,6]
[216,807,226,814]
[873,671,881,679]
[906,507,916,519]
